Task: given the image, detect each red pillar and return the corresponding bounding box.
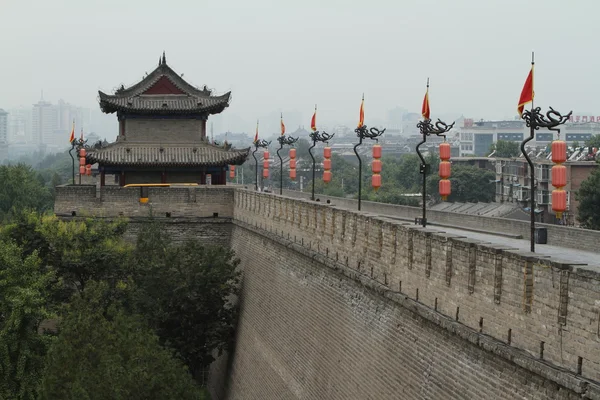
[100,170,105,187]
[161,171,166,183]
[120,171,126,187]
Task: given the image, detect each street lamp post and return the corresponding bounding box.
[69,137,88,185]
[415,118,454,227]
[353,125,385,211]
[276,134,299,195]
[520,106,571,252]
[252,139,270,191]
[308,130,334,201]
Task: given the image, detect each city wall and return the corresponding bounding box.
[53,186,600,399]
[281,189,600,252]
[224,189,600,399]
[54,185,234,245]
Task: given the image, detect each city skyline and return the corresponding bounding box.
[3,0,600,130]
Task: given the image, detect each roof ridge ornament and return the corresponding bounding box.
[162,51,166,65]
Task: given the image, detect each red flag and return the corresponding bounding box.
[310,105,317,132]
[358,95,364,128]
[253,120,259,143]
[421,88,430,120]
[517,66,534,116]
[280,113,285,136]
[68,121,75,143]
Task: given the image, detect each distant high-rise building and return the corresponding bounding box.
[7,107,32,143]
[32,100,58,148]
[0,109,8,144]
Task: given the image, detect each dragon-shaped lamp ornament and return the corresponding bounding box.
[309,130,335,201]
[353,125,385,211]
[415,118,455,227]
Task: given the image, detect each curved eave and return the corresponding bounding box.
[86,147,250,167]
[98,91,231,116]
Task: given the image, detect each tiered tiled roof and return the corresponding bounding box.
[98,53,230,115]
[86,142,249,167]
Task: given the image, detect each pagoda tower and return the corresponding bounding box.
[87,52,249,186]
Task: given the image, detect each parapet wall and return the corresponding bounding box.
[234,189,600,393]
[54,185,234,219]
[281,189,600,252]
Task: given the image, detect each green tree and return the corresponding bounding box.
[585,134,600,149]
[0,164,53,221]
[35,215,132,294]
[0,240,55,400]
[489,140,520,158]
[41,282,204,400]
[572,141,580,149]
[132,220,241,380]
[427,164,495,203]
[576,166,600,230]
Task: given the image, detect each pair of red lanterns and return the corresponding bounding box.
[78,148,92,176]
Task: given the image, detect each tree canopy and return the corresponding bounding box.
[40,282,204,400]
[576,166,600,230]
[489,140,521,158]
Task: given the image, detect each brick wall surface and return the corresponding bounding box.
[54,185,234,219]
[224,222,595,400]
[280,189,600,252]
[125,118,203,142]
[224,189,600,399]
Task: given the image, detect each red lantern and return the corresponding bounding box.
[290,159,296,169]
[289,169,296,180]
[263,160,269,169]
[372,159,382,174]
[439,179,451,201]
[323,145,332,184]
[439,161,451,179]
[552,140,567,164]
[86,164,92,176]
[372,174,381,190]
[552,190,567,218]
[552,165,567,188]
[289,148,296,159]
[79,157,85,166]
[79,166,85,174]
[263,169,269,178]
[372,144,382,159]
[79,148,86,157]
[371,143,382,190]
[263,151,269,160]
[439,142,451,161]
[229,170,235,179]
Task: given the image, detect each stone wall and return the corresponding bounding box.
[223,189,600,399]
[125,118,203,142]
[280,189,600,252]
[54,185,234,219]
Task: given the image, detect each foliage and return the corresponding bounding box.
[576,166,600,230]
[132,219,241,378]
[489,140,520,158]
[0,241,55,400]
[585,134,600,149]
[0,164,53,221]
[40,282,203,400]
[427,164,496,203]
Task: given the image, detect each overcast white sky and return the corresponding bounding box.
[2,0,599,131]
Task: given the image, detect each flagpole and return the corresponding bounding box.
[520,52,536,252]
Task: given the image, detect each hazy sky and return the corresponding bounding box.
[3,0,600,131]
